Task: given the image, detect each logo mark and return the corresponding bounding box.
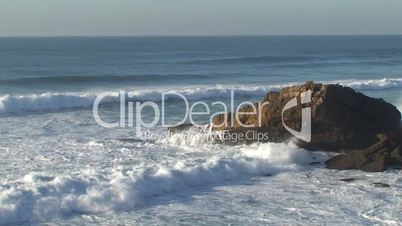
[281,90,312,142]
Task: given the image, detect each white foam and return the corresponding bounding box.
[0,93,101,115]
[397,101,402,114]
[0,142,312,225]
[0,86,278,115]
[0,78,401,115]
[335,77,402,90]
[158,126,216,147]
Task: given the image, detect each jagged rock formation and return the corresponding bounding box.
[170,82,402,172]
[212,81,401,152]
[326,134,402,172]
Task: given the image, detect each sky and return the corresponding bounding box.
[1,0,402,36]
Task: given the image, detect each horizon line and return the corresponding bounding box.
[1,34,402,38]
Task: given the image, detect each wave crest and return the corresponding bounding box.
[0,78,401,115]
[0,142,312,225]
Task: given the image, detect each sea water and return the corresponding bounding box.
[0,36,402,225]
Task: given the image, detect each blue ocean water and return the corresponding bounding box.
[0,36,401,225]
[1,36,402,92]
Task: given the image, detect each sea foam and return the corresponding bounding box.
[0,142,312,225]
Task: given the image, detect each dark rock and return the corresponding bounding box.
[309,161,321,165]
[212,81,401,151]
[118,138,144,143]
[390,146,402,166]
[325,134,402,172]
[371,182,391,188]
[209,81,402,172]
[340,178,357,182]
[168,82,402,172]
[168,123,195,134]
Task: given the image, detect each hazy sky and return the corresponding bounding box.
[1,0,402,36]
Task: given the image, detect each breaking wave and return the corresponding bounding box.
[0,78,401,115]
[0,85,283,115]
[335,77,402,91]
[0,142,312,225]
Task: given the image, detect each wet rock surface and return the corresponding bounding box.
[169,82,402,172]
[212,81,401,152]
[326,134,402,172]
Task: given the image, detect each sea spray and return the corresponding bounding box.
[0,142,312,225]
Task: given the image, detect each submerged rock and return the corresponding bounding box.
[167,123,194,134]
[339,178,358,182]
[326,134,402,172]
[371,182,391,188]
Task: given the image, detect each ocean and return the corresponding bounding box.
[0,36,402,225]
